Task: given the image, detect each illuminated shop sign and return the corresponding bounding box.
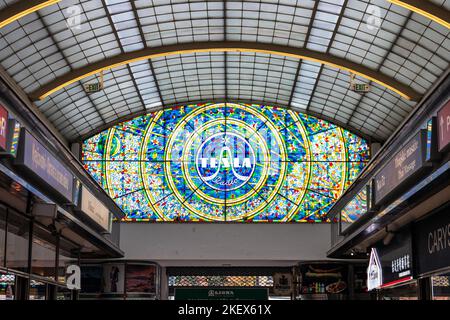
[414,206,450,276]
[79,186,110,231]
[15,128,74,203]
[82,103,370,222]
[0,103,8,151]
[374,130,428,206]
[438,99,450,152]
[367,248,382,291]
[368,228,414,290]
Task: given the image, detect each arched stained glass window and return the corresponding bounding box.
[82,103,370,222]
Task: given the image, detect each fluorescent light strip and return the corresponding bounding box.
[0,0,61,29]
[387,0,450,29]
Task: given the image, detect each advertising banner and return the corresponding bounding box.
[0,104,8,151]
[414,206,450,276]
[80,186,110,231]
[15,129,74,203]
[438,99,450,152]
[374,130,428,205]
[125,264,157,294]
[102,263,125,294]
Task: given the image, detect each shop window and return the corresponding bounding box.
[80,264,103,294]
[29,280,46,300]
[6,211,29,273]
[56,286,72,300]
[432,274,450,300]
[31,225,56,281]
[0,207,6,267]
[377,281,419,300]
[0,272,15,300]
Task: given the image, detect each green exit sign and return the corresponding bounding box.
[352,83,370,93]
[84,82,102,93]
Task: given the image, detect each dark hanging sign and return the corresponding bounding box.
[414,206,450,276]
[370,228,414,289]
[438,99,450,153]
[15,128,74,203]
[374,130,428,206]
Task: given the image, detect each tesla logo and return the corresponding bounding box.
[196,133,255,191]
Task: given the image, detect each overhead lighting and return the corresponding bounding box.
[0,0,61,29]
[387,0,450,29]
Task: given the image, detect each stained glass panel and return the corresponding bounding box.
[82,103,370,222]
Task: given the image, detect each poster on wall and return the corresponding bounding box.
[125,264,157,294]
[102,263,125,294]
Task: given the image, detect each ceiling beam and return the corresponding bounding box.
[29,41,422,102]
[387,0,450,29]
[0,0,60,29]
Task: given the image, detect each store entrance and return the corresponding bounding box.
[167,267,293,300]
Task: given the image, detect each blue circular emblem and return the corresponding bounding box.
[196,132,256,191]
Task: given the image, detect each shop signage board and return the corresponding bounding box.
[369,228,414,289]
[66,265,81,290]
[15,128,74,203]
[438,99,450,152]
[374,130,428,206]
[174,288,269,300]
[367,248,382,291]
[80,186,110,231]
[414,206,450,276]
[0,104,8,151]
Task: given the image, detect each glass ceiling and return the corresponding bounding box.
[0,0,449,142]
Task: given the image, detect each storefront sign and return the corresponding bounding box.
[80,186,110,231]
[414,206,450,276]
[371,228,414,289]
[174,288,269,300]
[0,104,8,151]
[66,265,81,290]
[273,273,293,296]
[374,130,427,205]
[367,248,382,291]
[438,99,450,152]
[15,129,74,203]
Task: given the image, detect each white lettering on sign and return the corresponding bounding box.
[391,254,411,274]
[376,175,386,191]
[440,115,450,140]
[428,223,450,255]
[32,142,70,191]
[66,265,81,290]
[81,187,110,231]
[394,139,418,169]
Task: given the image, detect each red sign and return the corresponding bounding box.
[438,100,450,152]
[0,104,8,151]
